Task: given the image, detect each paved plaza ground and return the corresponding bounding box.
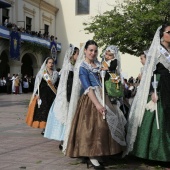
[0,93,169,170]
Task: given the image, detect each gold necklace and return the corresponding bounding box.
[47,69,53,78]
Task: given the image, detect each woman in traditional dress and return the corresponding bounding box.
[101,45,123,104]
[124,23,170,162]
[44,45,79,149]
[126,51,147,104]
[138,51,147,81]
[26,57,58,135]
[130,51,147,99]
[101,45,128,115]
[64,40,126,169]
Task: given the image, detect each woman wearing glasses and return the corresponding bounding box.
[124,23,170,162]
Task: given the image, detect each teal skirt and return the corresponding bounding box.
[132,75,170,162]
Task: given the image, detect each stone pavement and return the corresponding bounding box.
[0,93,169,170]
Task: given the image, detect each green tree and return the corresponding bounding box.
[84,0,170,55]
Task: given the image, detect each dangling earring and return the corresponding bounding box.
[161,37,164,42]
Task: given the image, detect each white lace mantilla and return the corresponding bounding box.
[54,46,76,124]
[62,44,86,153]
[159,47,170,72]
[123,26,162,157]
[54,63,74,124]
[94,87,126,146]
[103,45,121,74]
[30,58,58,104]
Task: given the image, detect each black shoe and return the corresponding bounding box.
[98,160,108,167]
[87,159,105,170]
[59,144,63,150]
[80,157,88,164]
[41,129,45,135]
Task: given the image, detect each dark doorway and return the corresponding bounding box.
[21,54,33,77]
[0,50,10,78]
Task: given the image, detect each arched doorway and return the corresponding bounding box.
[0,50,10,78]
[21,53,37,77]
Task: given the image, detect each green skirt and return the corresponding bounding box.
[132,75,170,162]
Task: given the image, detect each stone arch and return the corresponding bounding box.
[0,50,10,78]
[21,53,38,77]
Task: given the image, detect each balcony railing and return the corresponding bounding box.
[0,25,61,51]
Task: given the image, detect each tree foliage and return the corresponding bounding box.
[83,0,170,56]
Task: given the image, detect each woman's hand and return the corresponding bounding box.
[101,67,108,71]
[151,92,158,103]
[96,104,106,116]
[35,95,40,100]
[138,74,142,80]
[87,88,106,117]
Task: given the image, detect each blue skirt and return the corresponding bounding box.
[44,101,66,141]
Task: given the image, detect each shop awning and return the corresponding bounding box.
[0,0,11,8]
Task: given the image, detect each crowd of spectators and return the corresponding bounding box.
[123,76,138,96]
[0,73,35,94]
[2,19,58,41]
